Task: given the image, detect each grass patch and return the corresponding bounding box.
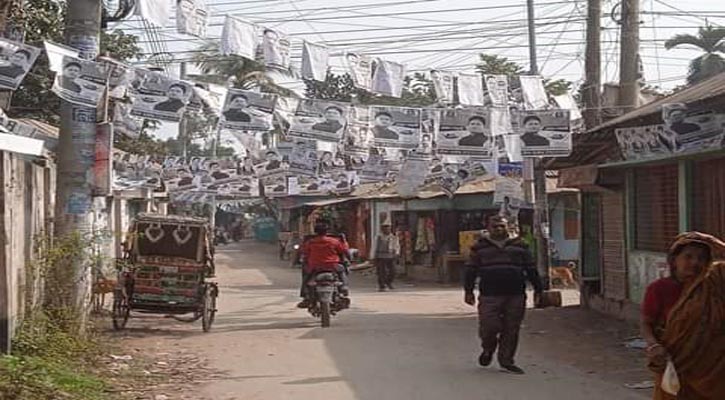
[0,312,114,400]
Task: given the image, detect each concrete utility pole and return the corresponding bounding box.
[179,62,189,159]
[618,0,640,112]
[55,0,103,313]
[526,0,551,290]
[584,0,602,129]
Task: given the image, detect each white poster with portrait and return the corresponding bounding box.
[223,176,260,198]
[220,16,257,60]
[278,136,318,176]
[344,105,373,156]
[517,109,571,157]
[396,157,431,198]
[661,103,725,153]
[262,28,291,70]
[113,102,142,139]
[0,38,40,90]
[360,154,390,183]
[221,89,277,131]
[51,56,107,108]
[317,149,346,175]
[372,59,405,98]
[369,106,421,150]
[129,70,191,122]
[288,99,348,142]
[437,108,494,158]
[430,70,454,103]
[484,74,509,108]
[301,41,329,81]
[289,175,332,196]
[615,125,672,160]
[457,72,484,106]
[416,108,439,157]
[262,175,288,197]
[176,0,208,38]
[255,149,288,178]
[345,52,373,91]
[99,58,134,99]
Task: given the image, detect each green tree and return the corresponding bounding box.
[9,0,141,123]
[191,41,294,96]
[665,26,725,85]
[304,71,436,106]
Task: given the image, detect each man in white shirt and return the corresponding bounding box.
[371,222,400,291]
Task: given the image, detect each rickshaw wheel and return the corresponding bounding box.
[112,289,130,330]
[202,284,217,332]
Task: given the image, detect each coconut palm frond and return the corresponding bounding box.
[687,53,725,85]
[666,26,725,85]
[665,34,706,51]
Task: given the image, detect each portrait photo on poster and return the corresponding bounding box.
[289,99,349,142]
[0,38,40,90]
[221,89,277,131]
[369,106,422,150]
[484,74,510,108]
[437,108,493,158]
[517,109,571,157]
[129,70,191,122]
[344,105,373,155]
[52,56,107,108]
[661,103,725,152]
[278,136,318,176]
[262,175,288,197]
[177,0,209,38]
[430,70,454,103]
[255,149,288,178]
[262,28,291,70]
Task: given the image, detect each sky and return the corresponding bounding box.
[110,0,725,141]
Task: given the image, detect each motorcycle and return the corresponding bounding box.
[305,268,350,328]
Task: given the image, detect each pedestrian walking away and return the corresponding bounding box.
[464,215,543,374]
[371,220,400,291]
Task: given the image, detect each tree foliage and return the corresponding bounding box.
[304,70,436,106]
[665,26,725,85]
[8,0,141,123]
[475,53,572,96]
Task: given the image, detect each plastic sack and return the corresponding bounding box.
[661,359,680,395]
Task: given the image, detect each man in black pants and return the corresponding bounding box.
[372,222,400,291]
[463,215,543,374]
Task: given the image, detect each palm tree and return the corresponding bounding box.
[191,41,297,96]
[665,26,725,85]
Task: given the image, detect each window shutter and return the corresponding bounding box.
[634,164,679,252]
[691,157,725,238]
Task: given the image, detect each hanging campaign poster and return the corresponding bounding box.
[221,16,257,60]
[288,99,348,142]
[0,38,40,90]
[517,109,571,157]
[519,75,549,110]
[317,150,346,175]
[396,157,431,198]
[99,58,134,99]
[221,89,277,131]
[225,176,260,198]
[344,105,373,156]
[369,106,421,150]
[113,102,142,139]
[457,72,485,106]
[485,74,509,108]
[262,175,288,197]
[255,149,288,178]
[371,59,405,98]
[436,108,494,158]
[135,0,171,27]
[430,70,454,103]
[278,136,318,176]
[273,96,299,134]
[494,162,524,204]
[615,125,673,160]
[51,56,107,108]
[331,171,356,194]
[301,41,329,81]
[417,108,439,156]
[662,103,725,152]
[288,175,332,196]
[176,0,208,38]
[0,108,58,149]
[360,154,390,182]
[345,52,373,91]
[262,28,291,70]
[439,163,476,198]
[129,70,192,122]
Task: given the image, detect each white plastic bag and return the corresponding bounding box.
[661,359,681,395]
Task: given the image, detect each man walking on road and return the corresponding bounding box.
[464,215,543,374]
[372,222,400,291]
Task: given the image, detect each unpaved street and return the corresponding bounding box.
[119,241,651,400]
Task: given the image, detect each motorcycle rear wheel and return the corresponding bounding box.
[320,302,331,328]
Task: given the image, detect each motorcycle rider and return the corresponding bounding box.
[297,222,350,308]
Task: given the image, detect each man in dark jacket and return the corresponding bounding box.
[464,215,543,374]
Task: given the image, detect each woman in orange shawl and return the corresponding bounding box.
[640,232,725,399]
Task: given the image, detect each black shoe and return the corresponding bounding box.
[478,351,493,367]
[500,364,525,374]
[296,299,310,309]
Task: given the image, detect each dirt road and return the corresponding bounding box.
[119,240,651,400]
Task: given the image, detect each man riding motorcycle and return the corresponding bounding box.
[297,223,350,308]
